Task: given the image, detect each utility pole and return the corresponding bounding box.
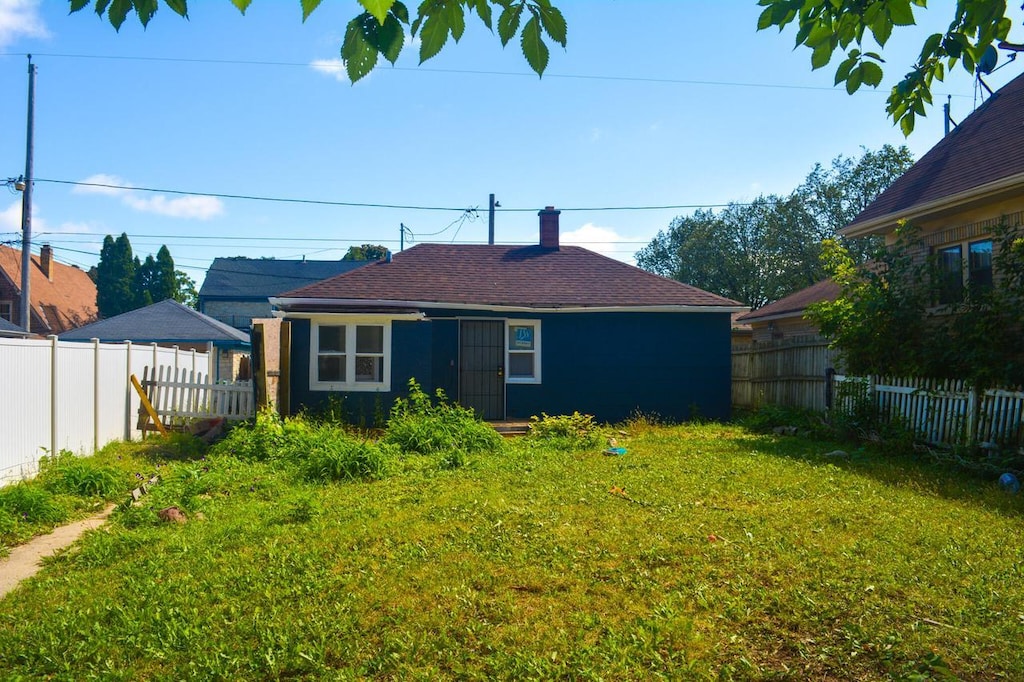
[20,55,36,333]
[488,193,496,245]
[400,223,405,251]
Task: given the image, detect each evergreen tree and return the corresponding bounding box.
[96,233,137,318]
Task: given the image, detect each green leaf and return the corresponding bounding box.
[473,0,493,29]
[537,3,566,46]
[887,0,916,27]
[376,13,405,64]
[228,0,251,14]
[520,14,548,75]
[94,0,111,17]
[164,0,188,17]
[444,1,466,42]
[756,6,775,31]
[418,13,450,63]
[302,0,325,23]
[107,0,131,30]
[869,12,892,46]
[861,61,883,87]
[846,64,863,94]
[342,15,379,82]
[498,3,523,47]
[834,54,856,85]
[69,0,90,13]
[358,0,393,25]
[132,0,158,26]
[811,42,833,70]
[390,1,408,24]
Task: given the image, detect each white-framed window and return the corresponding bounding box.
[0,300,11,322]
[506,320,541,384]
[310,318,391,391]
[935,238,994,304]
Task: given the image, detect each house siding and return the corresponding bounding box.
[289,309,731,425]
[200,299,271,331]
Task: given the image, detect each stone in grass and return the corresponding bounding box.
[823,450,849,459]
[772,426,798,436]
[158,506,188,524]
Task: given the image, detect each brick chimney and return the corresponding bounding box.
[40,244,53,281]
[538,206,560,249]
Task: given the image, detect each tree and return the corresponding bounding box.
[174,270,199,308]
[636,145,914,308]
[69,0,566,83]
[96,235,187,316]
[757,0,1017,134]
[342,244,389,261]
[96,233,137,318]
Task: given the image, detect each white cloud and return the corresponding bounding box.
[310,58,348,83]
[0,199,95,237]
[0,0,48,48]
[75,173,224,220]
[561,223,636,263]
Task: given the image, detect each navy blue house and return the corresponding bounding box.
[272,208,743,425]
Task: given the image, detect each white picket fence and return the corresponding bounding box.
[0,337,214,485]
[140,365,253,429]
[834,375,1024,448]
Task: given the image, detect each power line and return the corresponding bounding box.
[0,51,983,99]
[37,177,740,213]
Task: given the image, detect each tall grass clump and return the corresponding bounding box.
[0,483,67,525]
[37,450,127,498]
[211,409,289,462]
[527,412,602,449]
[383,379,503,460]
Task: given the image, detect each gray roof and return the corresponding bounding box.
[0,317,29,337]
[198,257,367,300]
[59,299,250,346]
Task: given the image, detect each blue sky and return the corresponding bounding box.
[1,1,1022,284]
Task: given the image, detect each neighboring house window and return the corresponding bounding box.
[935,239,994,304]
[507,320,541,383]
[0,300,11,322]
[311,319,391,391]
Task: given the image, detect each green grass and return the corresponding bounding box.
[1,422,1022,680]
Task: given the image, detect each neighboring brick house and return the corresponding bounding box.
[198,257,368,331]
[840,69,1024,299]
[273,208,744,424]
[0,244,97,334]
[735,279,839,343]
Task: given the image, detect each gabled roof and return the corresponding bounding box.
[275,244,742,311]
[843,71,1024,237]
[0,245,97,334]
[59,299,249,346]
[736,279,840,323]
[198,257,367,299]
[0,317,29,337]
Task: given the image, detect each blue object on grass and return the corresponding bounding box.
[998,472,1020,494]
[603,447,627,456]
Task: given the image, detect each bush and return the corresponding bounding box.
[528,412,601,449]
[0,484,68,524]
[210,409,289,462]
[383,379,503,459]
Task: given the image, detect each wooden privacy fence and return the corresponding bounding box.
[139,365,254,431]
[833,375,1024,449]
[732,336,837,411]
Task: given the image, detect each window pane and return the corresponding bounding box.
[509,352,534,378]
[355,355,384,382]
[356,325,384,353]
[508,325,534,351]
[938,245,963,304]
[318,355,346,382]
[319,325,345,353]
[969,240,993,289]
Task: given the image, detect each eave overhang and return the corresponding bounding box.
[270,297,746,315]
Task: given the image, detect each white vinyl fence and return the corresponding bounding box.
[0,337,212,485]
[833,375,1024,449]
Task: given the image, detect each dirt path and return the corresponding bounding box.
[0,503,116,599]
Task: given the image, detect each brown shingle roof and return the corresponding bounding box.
[736,279,839,323]
[280,244,741,309]
[844,71,1024,234]
[0,245,97,333]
